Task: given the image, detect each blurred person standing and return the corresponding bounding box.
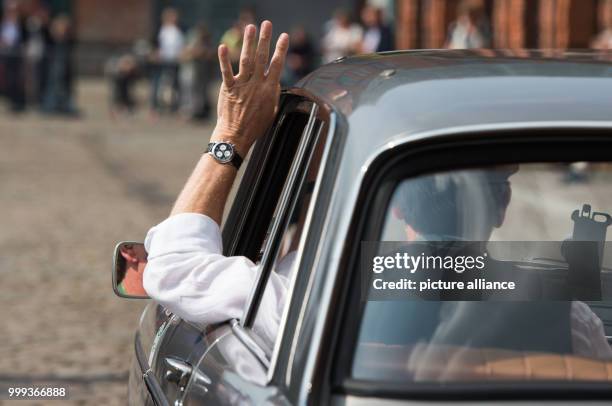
[108,54,139,116]
[445,0,491,49]
[0,0,26,112]
[42,14,78,116]
[359,5,394,53]
[150,7,184,115]
[283,25,315,86]
[322,9,362,63]
[180,23,215,120]
[24,3,51,106]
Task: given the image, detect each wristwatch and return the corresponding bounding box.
[207,141,243,170]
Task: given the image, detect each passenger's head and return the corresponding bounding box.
[162,7,179,26]
[393,166,517,241]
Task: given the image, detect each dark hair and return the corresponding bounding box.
[116,250,127,284]
[394,176,461,236]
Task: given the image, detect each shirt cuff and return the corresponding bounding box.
[145,213,223,258]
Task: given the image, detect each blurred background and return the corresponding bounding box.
[0,0,611,404]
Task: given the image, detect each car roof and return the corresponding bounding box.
[296,49,612,161]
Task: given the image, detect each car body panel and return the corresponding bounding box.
[298,50,612,179]
[181,325,290,405]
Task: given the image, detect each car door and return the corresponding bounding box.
[173,93,333,405]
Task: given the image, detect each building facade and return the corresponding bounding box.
[397,0,612,49]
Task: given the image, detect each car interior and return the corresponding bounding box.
[353,162,612,384]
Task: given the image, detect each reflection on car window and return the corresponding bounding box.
[354,163,612,384]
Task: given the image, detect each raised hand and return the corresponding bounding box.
[212,21,289,156]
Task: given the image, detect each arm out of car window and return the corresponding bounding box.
[143,22,289,329]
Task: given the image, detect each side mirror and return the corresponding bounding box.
[113,241,150,299]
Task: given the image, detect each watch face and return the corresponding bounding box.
[211,142,234,163]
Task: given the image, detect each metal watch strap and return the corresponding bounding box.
[207,142,243,170]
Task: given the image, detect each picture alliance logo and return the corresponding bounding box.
[371,252,489,275]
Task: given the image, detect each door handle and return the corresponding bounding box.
[164,356,192,391]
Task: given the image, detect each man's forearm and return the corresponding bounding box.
[170,153,238,225]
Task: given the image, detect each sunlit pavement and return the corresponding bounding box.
[0,79,214,405]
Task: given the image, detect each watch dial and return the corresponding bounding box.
[212,143,234,163]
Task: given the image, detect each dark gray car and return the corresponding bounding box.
[115,50,612,405]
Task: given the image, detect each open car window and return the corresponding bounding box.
[353,162,612,385]
[241,101,329,365]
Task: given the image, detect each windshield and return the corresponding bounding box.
[354,162,612,384]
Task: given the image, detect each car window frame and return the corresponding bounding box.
[222,94,318,259]
[229,92,336,384]
[324,129,612,402]
[240,101,320,327]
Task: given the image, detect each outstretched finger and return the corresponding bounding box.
[254,20,273,77]
[267,33,289,83]
[237,24,256,81]
[218,44,235,87]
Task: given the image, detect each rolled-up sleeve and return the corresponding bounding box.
[143,213,259,326]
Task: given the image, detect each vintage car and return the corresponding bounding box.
[113,50,612,405]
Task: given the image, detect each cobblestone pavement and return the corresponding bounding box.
[0,80,213,405]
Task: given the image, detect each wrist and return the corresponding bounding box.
[210,126,252,157]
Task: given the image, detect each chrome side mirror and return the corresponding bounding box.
[113,241,149,299]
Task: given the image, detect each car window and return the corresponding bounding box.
[353,162,612,384]
[247,116,327,357]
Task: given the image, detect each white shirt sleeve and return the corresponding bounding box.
[143,213,290,347]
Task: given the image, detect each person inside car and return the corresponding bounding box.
[390,168,612,359]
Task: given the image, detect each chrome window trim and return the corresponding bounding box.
[280,111,338,387]
[149,314,180,372]
[230,319,271,369]
[298,121,612,405]
[241,101,319,327]
[265,121,327,383]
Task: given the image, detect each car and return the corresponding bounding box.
[113,49,612,405]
